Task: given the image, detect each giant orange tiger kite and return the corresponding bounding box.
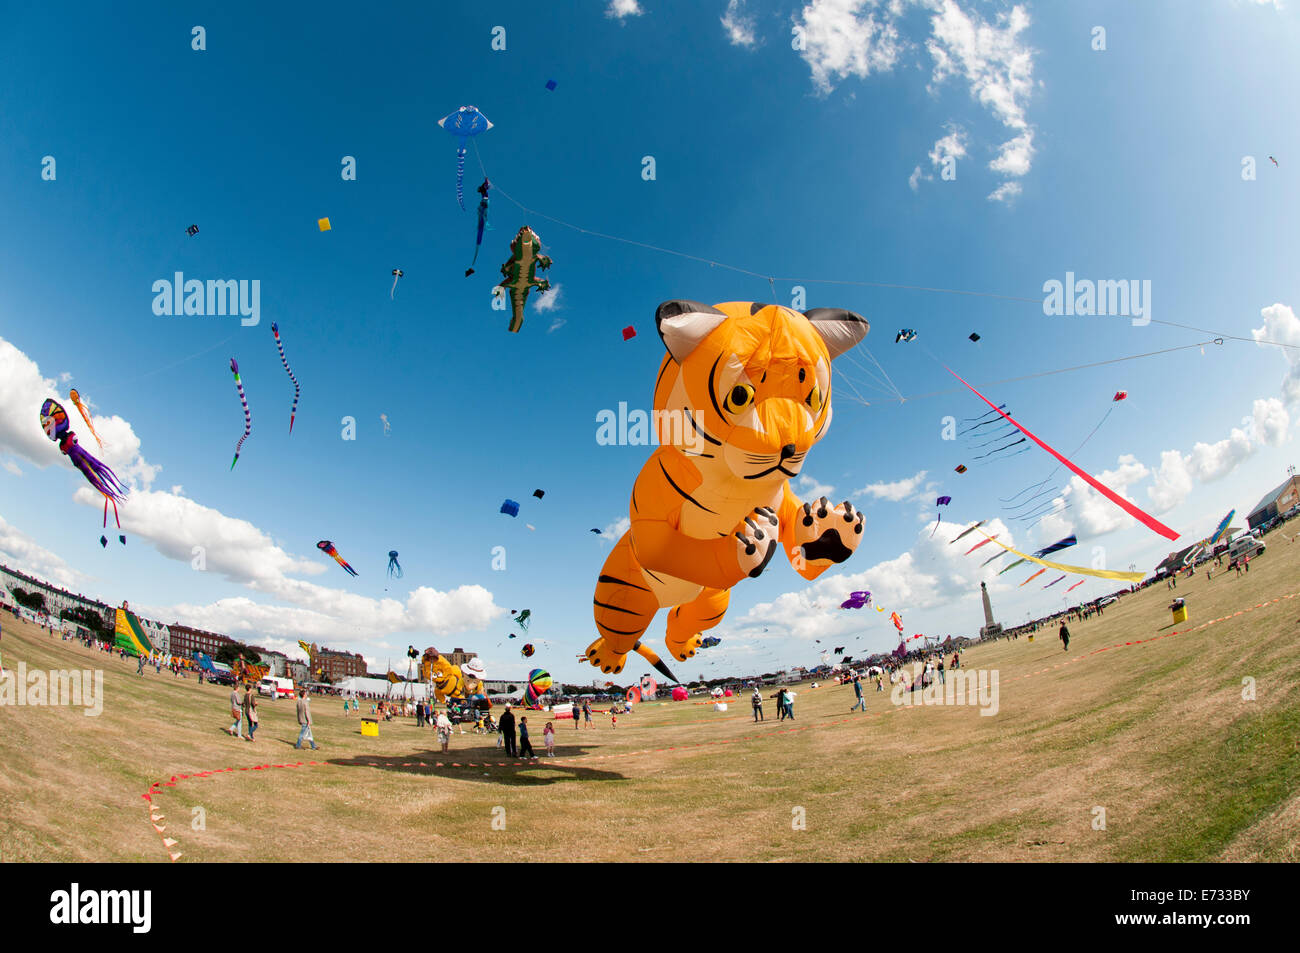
[585,300,870,675]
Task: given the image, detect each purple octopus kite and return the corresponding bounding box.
[41,398,128,531]
[840,590,872,610]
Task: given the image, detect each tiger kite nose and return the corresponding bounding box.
[781,443,797,459]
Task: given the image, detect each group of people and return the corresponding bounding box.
[747,686,797,721]
[224,681,318,749]
[494,704,560,759]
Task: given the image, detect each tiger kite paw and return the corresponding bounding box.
[664,632,704,662]
[734,506,780,579]
[584,638,629,675]
[792,497,864,573]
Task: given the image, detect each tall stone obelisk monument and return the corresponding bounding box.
[980,582,1003,639]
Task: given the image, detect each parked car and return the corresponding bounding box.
[1228,535,1266,562]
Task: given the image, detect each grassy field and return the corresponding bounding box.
[2,538,1298,863]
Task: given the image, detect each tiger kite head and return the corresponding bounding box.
[652,300,868,485]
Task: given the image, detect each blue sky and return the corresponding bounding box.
[2,0,1298,684]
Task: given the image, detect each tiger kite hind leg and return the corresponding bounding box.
[780,484,866,581]
[664,587,730,661]
[586,533,660,674]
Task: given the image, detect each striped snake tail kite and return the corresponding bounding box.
[229,358,251,469]
[270,323,300,433]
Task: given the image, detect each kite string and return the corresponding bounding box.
[470,143,1300,354]
[472,141,1045,305]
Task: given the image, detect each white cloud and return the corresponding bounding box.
[796,474,836,499]
[0,515,84,588]
[793,1,1037,197]
[855,469,927,501]
[908,164,925,191]
[0,335,160,492]
[0,333,507,651]
[986,180,1022,203]
[1252,302,1300,405]
[794,0,907,93]
[1055,454,1151,534]
[0,335,66,467]
[547,317,567,333]
[928,124,968,166]
[598,516,631,543]
[1251,396,1290,446]
[734,517,1017,644]
[989,130,1034,176]
[607,0,643,19]
[1145,399,1290,512]
[69,483,507,645]
[2,461,19,476]
[722,0,760,47]
[533,282,563,313]
[925,1,1035,195]
[1147,450,1195,514]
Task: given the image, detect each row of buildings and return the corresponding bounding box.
[0,563,368,683]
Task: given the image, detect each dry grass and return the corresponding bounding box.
[1,538,1298,862]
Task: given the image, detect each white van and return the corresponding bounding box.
[257,676,296,699]
[1228,535,1265,562]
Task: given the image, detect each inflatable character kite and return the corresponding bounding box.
[584,300,870,675]
[420,647,488,705]
[496,226,551,333]
[41,398,128,529]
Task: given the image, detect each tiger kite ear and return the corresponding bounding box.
[804,308,869,359]
[655,300,728,363]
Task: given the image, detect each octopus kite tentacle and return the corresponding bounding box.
[270,323,300,433]
[230,358,251,469]
[68,389,104,449]
[455,148,467,209]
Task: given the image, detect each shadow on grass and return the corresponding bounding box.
[328,742,628,785]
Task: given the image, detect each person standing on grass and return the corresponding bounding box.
[1244,554,1251,574]
[436,709,452,753]
[751,687,763,721]
[136,652,145,676]
[499,704,518,757]
[1059,623,1070,652]
[246,689,259,741]
[544,720,555,756]
[229,684,245,739]
[850,674,866,712]
[519,717,535,759]
[574,702,581,730]
[295,687,318,750]
[937,656,946,685]
[583,700,593,728]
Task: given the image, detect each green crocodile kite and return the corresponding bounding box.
[496,225,552,333]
